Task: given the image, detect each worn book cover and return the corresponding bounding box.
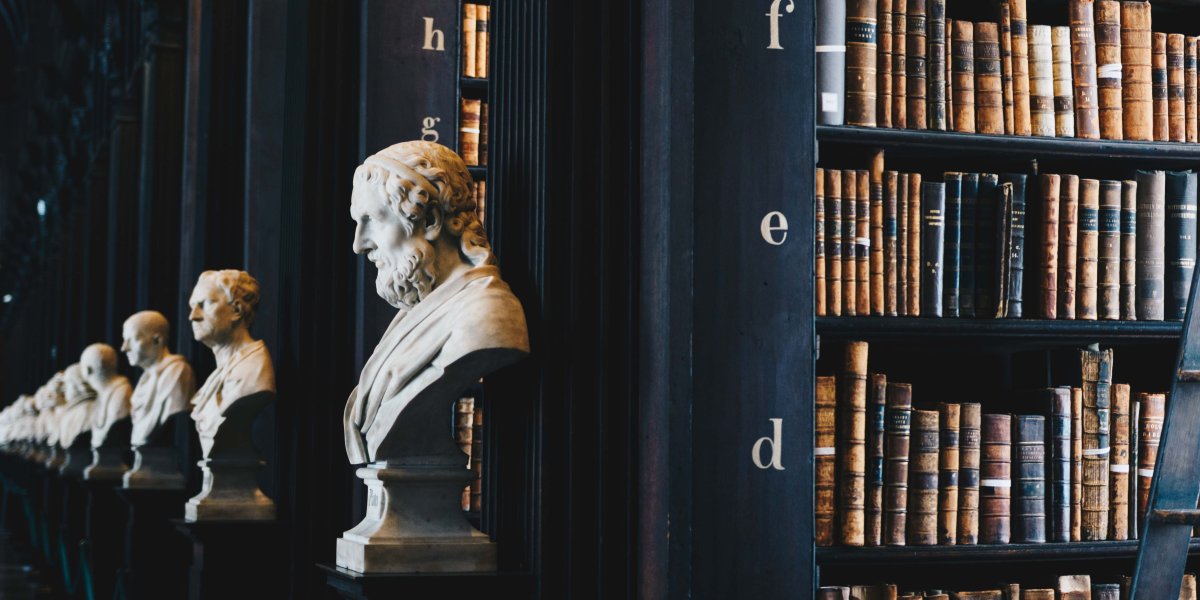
[1098,180,1122,320]
[958,402,982,545]
[867,373,888,545]
[908,409,940,545]
[981,413,1012,544]
[1165,170,1197,321]
[871,153,886,315]
[1053,27,1077,137]
[905,0,928,129]
[1078,179,1100,320]
[1121,180,1138,320]
[952,21,975,133]
[1121,1,1153,140]
[1136,170,1166,321]
[885,383,913,545]
[1109,383,1130,541]
[1041,174,1061,319]
[847,0,880,127]
[885,171,900,316]
[976,23,1005,135]
[1013,414,1047,543]
[844,170,859,316]
[1069,0,1101,138]
[817,168,827,316]
[1081,348,1113,541]
[938,402,960,544]
[827,169,844,316]
[943,174,962,317]
[1059,174,1080,319]
[840,341,870,546]
[817,0,847,125]
[817,376,839,546]
[1095,1,1123,139]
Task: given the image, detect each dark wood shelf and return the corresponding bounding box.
[468,165,487,180]
[817,540,1200,566]
[460,76,488,94]
[816,317,1182,345]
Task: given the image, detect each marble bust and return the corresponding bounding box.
[185,269,277,521]
[81,343,133,480]
[337,141,529,573]
[122,310,196,489]
[57,363,97,476]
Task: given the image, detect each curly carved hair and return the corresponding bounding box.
[197,269,261,326]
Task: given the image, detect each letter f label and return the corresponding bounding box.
[766,0,796,50]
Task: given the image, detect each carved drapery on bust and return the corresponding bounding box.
[123,311,195,446]
[57,363,96,449]
[82,343,133,448]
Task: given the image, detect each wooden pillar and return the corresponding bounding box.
[105,102,142,344]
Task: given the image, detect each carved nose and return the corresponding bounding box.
[352,224,369,255]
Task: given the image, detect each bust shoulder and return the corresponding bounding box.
[437,273,530,366]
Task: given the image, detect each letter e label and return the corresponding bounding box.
[760,211,789,245]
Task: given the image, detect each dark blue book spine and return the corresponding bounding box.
[921,181,946,317]
[1001,173,1027,318]
[943,173,963,317]
[976,174,999,316]
[960,173,979,317]
[1165,170,1197,321]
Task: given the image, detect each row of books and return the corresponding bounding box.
[814,160,1199,320]
[471,180,487,225]
[454,397,484,512]
[816,341,1164,547]
[462,4,490,79]
[818,574,1197,600]
[818,0,1200,143]
[460,99,488,167]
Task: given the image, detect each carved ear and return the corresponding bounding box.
[424,204,444,241]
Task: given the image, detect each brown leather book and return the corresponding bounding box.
[938,403,960,545]
[885,383,913,545]
[816,375,838,546]
[908,173,922,315]
[1155,32,1170,141]
[867,373,888,545]
[1053,27,1077,137]
[1069,0,1101,139]
[455,398,475,511]
[905,0,927,129]
[1072,386,1083,541]
[460,98,482,165]
[1041,174,1061,318]
[1099,180,1122,319]
[1182,574,1198,600]
[958,402,981,545]
[899,173,910,316]
[1022,591,1055,600]
[1000,5,1016,134]
[1170,34,1187,142]
[1081,347,1113,540]
[975,23,1005,135]
[981,414,1012,544]
[1029,25,1056,136]
[871,153,886,315]
[817,168,827,317]
[879,0,894,128]
[908,409,939,545]
[1058,575,1092,600]
[827,169,844,316]
[819,587,850,600]
[1121,2,1153,141]
[952,21,976,133]
[947,19,955,131]
[1137,392,1165,520]
[1078,179,1100,320]
[847,0,880,127]
[1005,584,1021,600]
[953,592,1002,600]
[475,6,489,79]
[480,102,489,166]
[857,169,872,315]
[1060,174,1080,319]
[892,0,908,128]
[462,4,477,78]
[470,405,483,512]
[1095,1,1123,139]
[1121,180,1138,320]
[1189,37,1198,142]
[927,0,947,130]
[1110,383,1130,540]
[886,171,900,315]
[1009,0,1032,135]
[1136,169,1166,321]
[840,341,870,546]
[844,170,859,316]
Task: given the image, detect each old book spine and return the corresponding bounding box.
[818,587,850,600]
[927,0,946,129]
[847,0,880,126]
[1121,1,1153,141]
[996,182,1013,318]
[1136,169,1166,321]
[462,3,477,78]
[908,409,939,545]
[1165,170,1197,321]
[958,402,982,545]
[471,406,483,512]
[977,174,999,316]
[944,173,962,317]
[1059,575,1092,599]
[456,398,474,512]
[899,173,910,316]
[1121,180,1138,320]
[1099,180,1122,320]
[981,414,1012,545]
[475,6,489,79]
[460,98,481,165]
[961,173,979,317]
[1137,392,1165,521]
[905,0,927,129]
[1006,584,1022,600]
[867,373,888,545]
[1000,4,1016,134]
[1041,174,1061,319]
[1092,584,1120,600]
[1182,574,1198,600]
[886,171,900,315]
[1059,174,1080,319]
[1072,386,1084,541]
[480,102,489,165]
[1154,33,1169,141]
[1095,1,1123,139]
[1081,347,1113,541]
[975,23,1005,135]
[1109,383,1130,541]
[1029,26,1056,136]
[1014,414,1047,543]
[844,170,859,316]
[1003,174,1027,318]
[827,170,844,317]
[1130,398,1140,539]
[939,402,960,544]
[1189,37,1198,142]
[922,182,946,317]
[1010,0,1032,135]
[947,19,954,131]
[885,383,913,545]
[871,153,886,315]
[1078,179,1101,320]
[879,0,894,127]
[1051,387,1073,542]
[857,169,872,315]
[1170,34,1188,142]
[953,592,1003,600]
[892,0,908,128]
[952,21,976,133]
[1052,27,1077,137]
[817,168,827,317]
[1069,0,1101,139]
[818,0,847,125]
[908,173,923,315]
[840,341,870,546]
[1023,591,1055,600]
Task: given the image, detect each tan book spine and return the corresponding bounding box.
[1029,26,1056,136]
[1155,32,1170,141]
[939,402,960,545]
[1072,386,1084,541]
[480,102,489,166]
[1110,383,1130,540]
[1095,1,1123,140]
[857,169,872,315]
[1189,37,1198,142]
[844,170,859,316]
[885,171,900,315]
[1070,0,1101,139]
[1001,4,1016,134]
[827,170,843,316]
[1170,34,1187,142]
[817,168,827,317]
[1081,348,1113,541]
[471,406,483,512]
[455,398,474,512]
[879,0,894,128]
[816,375,838,546]
[847,0,880,126]
[975,23,1005,135]
[885,383,913,545]
[1079,179,1100,320]
[898,173,910,316]
[1099,180,1123,319]
[952,20,975,133]
[1010,0,1032,135]
[1121,1,1153,141]
[1059,174,1080,319]
[871,153,886,315]
[905,0,927,129]
[462,4,477,78]
[1182,574,1198,600]
[840,341,869,546]
[981,414,1011,544]
[908,173,922,315]
[1053,27,1077,137]
[1042,174,1062,318]
[475,5,489,79]
[1022,591,1055,600]
[958,403,981,545]
[892,0,908,129]
[908,409,939,545]
[1138,392,1165,521]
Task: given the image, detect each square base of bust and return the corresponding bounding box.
[185,498,276,522]
[122,471,185,491]
[335,536,497,574]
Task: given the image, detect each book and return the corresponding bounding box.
[1099,180,1122,320]
[1013,414,1047,543]
[1130,393,1141,539]
[958,402,981,545]
[1121,1,1153,141]
[463,3,477,78]
[1006,584,1021,600]
[460,98,482,165]
[844,170,859,316]
[908,409,939,545]
[819,587,850,600]
[817,169,827,317]
[927,0,946,130]
[1121,180,1138,320]
[1050,387,1073,542]
[1154,32,1169,141]
[944,173,962,317]
[1059,174,1080,319]
[1189,37,1198,142]
[1022,591,1054,600]
[456,398,474,511]
[1165,170,1197,321]
[817,375,838,546]
[871,153,886,315]
[1170,34,1188,142]
[981,414,1012,545]
[1184,574,1198,600]
[954,593,1002,600]
[1092,584,1120,600]
[1002,174,1027,318]
[1069,0,1100,139]
[879,0,894,128]
[475,5,489,79]
[886,171,900,316]
[1081,347,1113,541]
[857,169,872,315]
[1137,392,1165,522]
[480,102,489,166]
[977,174,999,316]
[1010,0,1032,135]
[938,402,960,545]
[1072,386,1083,541]
[952,21,975,133]
[867,373,888,545]
[1029,25,1055,137]
[1136,170,1166,321]
[1058,575,1091,599]
[1052,27,1077,137]
[1041,174,1061,319]
[885,383,913,545]
[1078,179,1100,321]
[961,173,979,318]
[1110,383,1130,541]
[1095,1,1123,140]
[847,0,880,127]
[922,181,946,317]
[818,0,848,125]
[840,341,870,546]
[975,23,1005,135]
[1000,4,1016,135]
[947,18,954,132]
[996,183,1014,318]
[827,169,844,317]
[899,173,910,316]
[908,173,922,315]
[892,0,908,128]
[471,405,483,512]
[905,0,927,129]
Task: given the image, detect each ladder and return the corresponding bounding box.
[1131,268,1200,600]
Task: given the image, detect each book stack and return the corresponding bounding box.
[460,99,489,166]
[816,573,1198,599]
[462,4,490,79]
[471,180,487,224]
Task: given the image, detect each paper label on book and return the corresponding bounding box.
[1083,447,1111,456]
[814,447,836,456]
[855,237,871,248]
[1110,464,1130,473]
[822,93,839,113]
[1139,468,1156,477]
[460,127,481,134]
[815,45,847,53]
[1098,63,1123,80]
[980,479,1012,488]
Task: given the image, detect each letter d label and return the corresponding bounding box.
[752,418,785,470]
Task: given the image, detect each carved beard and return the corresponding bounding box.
[374,239,438,310]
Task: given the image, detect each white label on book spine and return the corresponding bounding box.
[1110,464,1130,473]
[815,45,847,53]
[980,479,1012,488]
[1099,63,1123,80]
[1083,447,1111,456]
[1138,468,1156,477]
[822,93,839,113]
[856,237,871,247]
[814,447,836,456]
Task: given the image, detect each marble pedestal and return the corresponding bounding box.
[185,391,274,522]
[319,564,534,600]
[58,446,92,479]
[123,446,184,490]
[83,446,128,482]
[335,464,495,573]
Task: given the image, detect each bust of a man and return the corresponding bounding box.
[123,310,196,447]
[57,364,96,450]
[82,343,133,448]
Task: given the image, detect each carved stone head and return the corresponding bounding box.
[81,343,119,391]
[122,310,170,370]
[63,364,94,405]
[189,270,260,349]
[350,141,492,309]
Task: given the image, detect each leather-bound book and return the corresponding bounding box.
[1136,170,1166,321]
[1165,170,1197,321]
[886,171,900,316]
[1029,26,1056,136]
[954,592,1002,600]
[1137,392,1164,526]
[892,0,908,128]
[819,587,850,600]
[1170,34,1187,142]
[1078,179,1101,321]
[475,6,489,79]
[1092,584,1120,600]
[927,0,947,130]
[947,19,954,131]
[939,402,960,544]
[958,402,982,545]
[817,168,827,317]
[1058,575,1092,600]
[1002,174,1027,318]
[1060,174,1080,319]
[1053,27,1077,137]
[908,174,923,315]
[1099,180,1122,320]
[977,174,999,316]
[840,341,870,546]
[1022,591,1054,600]
[1041,174,1061,319]
[1069,0,1101,139]
[952,21,975,133]
[879,0,894,127]
[1010,0,1032,135]
[1095,1,1123,139]
[905,0,927,129]
[996,182,1015,317]
[1049,387,1073,542]
[847,0,880,127]
[1188,37,1198,142]
[1072,387,1084,541]
[899,173,910,316]
[981,414,1012,544]
[816,375,839,546]
[1154,33,1169,141]
[1109,383,1131,541]
[1182,574,1198,600]
[1121,180,1138,320]
[858,169,872,315]
[1120,2,1153,141]
[1000,4,1016,134]
[961,173,979,317]
[871,153,886,315]
[944,173,962,317]
[460,98,482,165]
[480,102,489,166]
[844,170,859,316]
[817,0,847,125]
[885,383,913,545]
[922,182,946,317]
[1129,398,1140,539]
[471,406,483,512]
[1006,584,1021,600]
[908,409,939,545]
[976,23,1005,135]
[1013,414,1047,543]
[1081,347,1113,541]
[867,373,888,545]
[827,169,844,317]
[463,4,477,78]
